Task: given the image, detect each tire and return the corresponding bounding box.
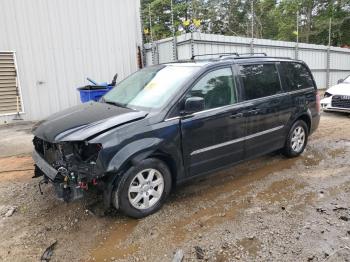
[113,158,172,218]
[282,120,308,158]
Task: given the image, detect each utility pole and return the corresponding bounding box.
[250,0,254,55]
[171,0,177,61]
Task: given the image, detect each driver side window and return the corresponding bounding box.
[188,68,237,110]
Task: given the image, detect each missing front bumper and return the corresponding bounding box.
[32,151,58,180]
[32,150,85,202]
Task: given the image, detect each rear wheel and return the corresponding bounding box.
[113,158,172,218]
[283,120,308,158]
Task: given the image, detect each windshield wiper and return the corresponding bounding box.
[101,97,129,109]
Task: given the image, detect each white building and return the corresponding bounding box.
[0,0,142,124]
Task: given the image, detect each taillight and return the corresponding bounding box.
[316,91,321,113]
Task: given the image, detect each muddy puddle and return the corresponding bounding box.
[89,148,333,261]
[90,219,139,261]
[237,237,261,257]
[88,135,350,261]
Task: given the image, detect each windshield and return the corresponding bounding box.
[344,75,350,83]
[103,65,200,111]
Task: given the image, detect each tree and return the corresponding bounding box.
[141,0,350,46]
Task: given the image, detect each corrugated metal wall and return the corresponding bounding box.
[0,0,142,123]
[145,33,350,89]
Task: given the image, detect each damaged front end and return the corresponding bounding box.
[33,136,104,202]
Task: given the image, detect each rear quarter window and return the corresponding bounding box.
[281,62,315,91]
[239,63,282,100]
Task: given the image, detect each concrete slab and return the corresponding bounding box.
[0,122,34,157]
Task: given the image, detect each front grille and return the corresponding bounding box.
[332,95,350,108]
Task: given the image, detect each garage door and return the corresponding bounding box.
[0,52,22,115]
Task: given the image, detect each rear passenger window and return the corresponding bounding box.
[240,64,282,100]
[281,62,314,91]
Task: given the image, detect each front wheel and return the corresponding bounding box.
[113,158,172,218]
[282,120,308,158]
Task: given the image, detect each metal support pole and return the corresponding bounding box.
[149,4,155,65]
[139,4,146,67]
[250,0,254,55]
[156,42,160,64]
[326,18,332,89]
[190,32,194,59]
[189,1,195,59]
[295,10,299,60]
[171,0,177,61]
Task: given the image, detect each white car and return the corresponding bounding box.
[321,75,350,113]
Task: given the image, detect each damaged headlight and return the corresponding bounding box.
[72,142,103,163]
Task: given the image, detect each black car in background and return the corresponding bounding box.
[32,54,321,218]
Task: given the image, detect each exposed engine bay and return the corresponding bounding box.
[33,136,103,202]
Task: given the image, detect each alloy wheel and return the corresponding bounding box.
[128,168,164,210]
[291,126,306,153]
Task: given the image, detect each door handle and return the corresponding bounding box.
[271,99,281,105]
[247,109,260,115]
[230,112,244,119]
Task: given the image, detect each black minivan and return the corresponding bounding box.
[32,54,320,218]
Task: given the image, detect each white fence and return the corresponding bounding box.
[144,33,350,89]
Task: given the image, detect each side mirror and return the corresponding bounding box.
[338,79,344,84]
[184,97,205,114]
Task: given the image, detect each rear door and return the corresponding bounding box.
[180,67,246,177]
[238,62,291,158]
[279,61,317,117]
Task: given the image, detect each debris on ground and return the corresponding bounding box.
[339,216,349,221]
[194,246,205,259]
[316,207,327,214]
[40,241,57,262]
[172,249,184,262]
[4,206,16,217]
[0,206,17,217]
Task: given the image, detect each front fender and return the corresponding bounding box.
[106,137,162,173]
[102,136,182,209]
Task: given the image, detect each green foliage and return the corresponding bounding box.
[142,0,350,46]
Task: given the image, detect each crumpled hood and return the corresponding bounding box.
[32,101,148,142]
[327,83,350,96]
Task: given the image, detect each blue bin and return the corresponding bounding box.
[77,85,114,103]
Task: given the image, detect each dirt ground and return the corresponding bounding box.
[0,112,350,262]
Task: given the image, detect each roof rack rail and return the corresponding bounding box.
[191,53,239,60]
[189,52,293,62]
[220,52,268,60]
[238,52,267,57]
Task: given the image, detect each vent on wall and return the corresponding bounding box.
[0,52,23,115]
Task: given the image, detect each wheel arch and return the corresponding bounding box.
[102,138,181,208]
[289,109,312,134]
[296,114,311,133]
[147,150,178,190]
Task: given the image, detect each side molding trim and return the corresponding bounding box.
[191,125,284,156]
